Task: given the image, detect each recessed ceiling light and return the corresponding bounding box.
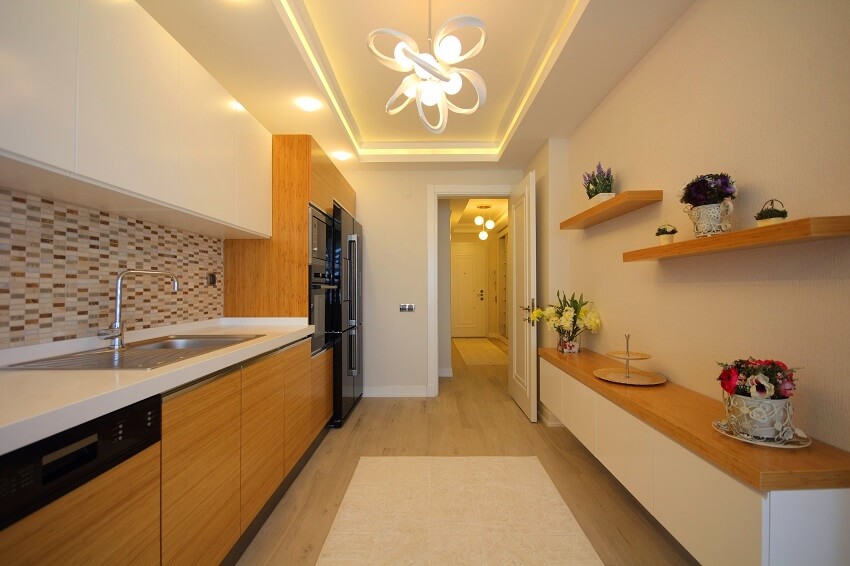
[295,96,323,112]
[229,100,245,112]
[330,151,353,161]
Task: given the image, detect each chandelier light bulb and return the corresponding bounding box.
[478,230,489,241]
[485,219,495,230]
[414,53,439,80]
[419,81,441,107]
[445,72,463,96]
[474,215,484,226]
[393,42,414,71]
[436,35,462,61]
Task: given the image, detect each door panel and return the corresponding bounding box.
[451,242,487,337]
[509,171,538,422]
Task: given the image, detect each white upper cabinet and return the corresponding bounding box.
[0,0,78,171]
[236,112,272,236]
[178,49,238,224]
[77,0,180,203]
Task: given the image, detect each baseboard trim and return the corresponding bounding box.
[364,385,428,398]
[538,402,564,428]
[439,366,453,378]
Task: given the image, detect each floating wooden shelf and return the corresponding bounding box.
[560,190,663,230]
[623,216,850,261]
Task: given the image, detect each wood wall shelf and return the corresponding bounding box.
[622,216,850,261]
[560,190,663,230]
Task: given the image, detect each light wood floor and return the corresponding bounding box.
[238,340,697,565]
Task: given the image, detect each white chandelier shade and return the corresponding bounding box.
[367,16,487,134]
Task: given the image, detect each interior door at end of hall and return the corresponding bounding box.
[509,170,538,422]
[451,241,487,337]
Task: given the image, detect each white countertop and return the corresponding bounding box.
[0,318,313,455]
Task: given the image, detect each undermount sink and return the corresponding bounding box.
[3,334,265,371]
[127,335,263,351]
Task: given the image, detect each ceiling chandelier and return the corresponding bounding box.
[367,2,486,134]
[474,205,494,240]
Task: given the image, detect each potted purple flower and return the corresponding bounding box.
[679,173,736,237]
[583,162,615,207]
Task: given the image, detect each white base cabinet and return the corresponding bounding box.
[539,357,850,566]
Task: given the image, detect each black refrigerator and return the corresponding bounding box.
[331,203,363,426]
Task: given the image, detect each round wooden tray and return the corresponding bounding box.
[605,350,651,361]
[593,367,666,386]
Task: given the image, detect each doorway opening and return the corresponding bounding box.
[446,198,510,381]
[426,183,513,398]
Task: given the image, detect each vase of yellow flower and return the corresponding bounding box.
[531,291,601,353]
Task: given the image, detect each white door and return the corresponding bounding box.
[451,242,487,337]
[509,171,538,422]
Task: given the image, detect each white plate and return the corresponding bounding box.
[712,420,812,449]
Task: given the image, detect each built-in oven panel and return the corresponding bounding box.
[309,205,336,354]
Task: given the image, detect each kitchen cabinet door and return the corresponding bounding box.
[162,369,241,565]
[77,0,180,204]
[241,349,286,532]
[284,341,313,476]
[179,49,238,225]
[0,443,160,565]
[311,347,333,437]
[0,0,78,171]
[237,111,272,236]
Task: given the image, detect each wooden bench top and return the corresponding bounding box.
[539,348,850,492]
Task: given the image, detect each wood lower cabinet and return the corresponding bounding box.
[0,443,161,565]
[240,349,286,531]
[284,341,313,476]
[311,348,334,437]
[161,369,241,565]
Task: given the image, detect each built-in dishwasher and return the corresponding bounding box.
[0,395,161,531]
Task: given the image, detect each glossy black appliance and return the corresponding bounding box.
[331,203,363,426]
[308,205,336,354]
[0,395,161,530]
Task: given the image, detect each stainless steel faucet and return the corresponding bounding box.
[99,269,180,350]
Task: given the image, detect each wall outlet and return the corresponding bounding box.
[399,304,415,312]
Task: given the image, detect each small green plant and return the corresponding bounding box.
[655,222,678,236]
[755,199,788,220]
[583,162,614,199]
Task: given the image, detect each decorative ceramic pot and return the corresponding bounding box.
[557,336,580,353]
[724,394,794,441]
[657,234,675,245]
[756,217,785,228]
[587,192,615,209]
[686,199,733,237]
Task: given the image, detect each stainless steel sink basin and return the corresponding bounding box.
[127,335,263,350]
[2,334,265,371]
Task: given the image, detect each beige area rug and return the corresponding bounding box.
[453,338,508,366]
[317,456,602,565]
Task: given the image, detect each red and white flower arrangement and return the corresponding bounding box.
[717,358,798,400]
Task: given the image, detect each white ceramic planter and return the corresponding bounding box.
[586,192,615,209]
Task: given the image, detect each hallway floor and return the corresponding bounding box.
[238,340,696,564]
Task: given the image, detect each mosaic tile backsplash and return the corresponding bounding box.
[0,187,224,349]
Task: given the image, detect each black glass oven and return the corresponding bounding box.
[309,206,336,353]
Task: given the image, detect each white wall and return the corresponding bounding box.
[543,0,850,450]
[526,139,569,349]
[345,169,521,397]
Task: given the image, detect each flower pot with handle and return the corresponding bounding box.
[686,198,733,238]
